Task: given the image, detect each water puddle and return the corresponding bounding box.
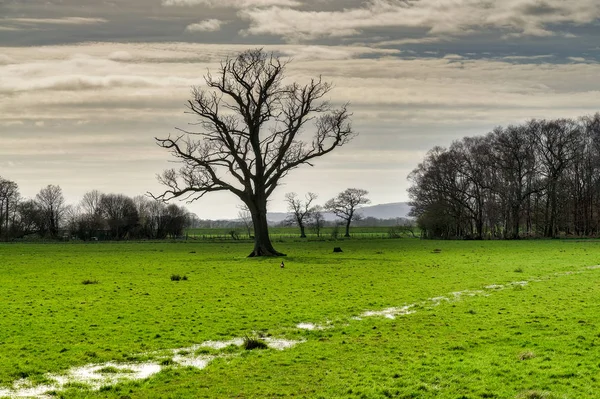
[0,337,303,399]
[362,305,415,319]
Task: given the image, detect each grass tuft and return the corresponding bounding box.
[242,336,268,350]
[170,274,188,281]
[82,279,99,285]
[517,391,557,399]
[518,351,536,361]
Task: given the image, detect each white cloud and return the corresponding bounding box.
[568,57,589,63]
[185,19,225,32]
[239,0,600,41]
[0,54,15,65]
[8,17,108,25]
[162,0,300,7]
[108,51,134,62]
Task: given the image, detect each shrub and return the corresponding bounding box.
[170,274,188,281]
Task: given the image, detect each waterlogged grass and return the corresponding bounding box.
[1,239,600,398]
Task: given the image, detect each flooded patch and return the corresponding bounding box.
[51,362,162,390]
[362,305,415,319]
[484,284,504,290]
[263,338,304,350]
[296,322,331,331]
[429,296,450,304]
[198,339,244,350]
[0,337,304,398]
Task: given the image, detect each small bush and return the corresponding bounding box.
[242,336,268,350]
[170,274,188,281]
[82,279,99,285]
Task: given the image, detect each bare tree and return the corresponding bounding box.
[153,49,356,256]
[237,205,253,238]
[0,177,19,240]
[99,194,138,240]
[285,192,317,238]
[309,205,325,237]
[325,188,370,237]
[35,185,66,238]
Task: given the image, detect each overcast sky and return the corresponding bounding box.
[1,0,599,219]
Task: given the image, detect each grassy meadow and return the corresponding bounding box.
[1,238,600,398]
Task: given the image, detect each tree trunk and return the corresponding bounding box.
[248,200,285,257]
[299,223,306,238]
[344,219,351,237]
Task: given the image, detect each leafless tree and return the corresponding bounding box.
[237,205,253,238]
[0,177,19,240]
[309,205,325,237]
[153,49,356,256]
[325,188,370,237]
[409,113,600,239]
[285,192,317,238]
[99,193,138,240]
[35,185,66,238]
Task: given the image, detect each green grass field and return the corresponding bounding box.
[1,239,600,398]
[185,226,414,240]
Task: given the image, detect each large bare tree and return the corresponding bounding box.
[154,49,356,256]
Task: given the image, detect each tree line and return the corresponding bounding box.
[408,113,600,239]
[0,180,191,241]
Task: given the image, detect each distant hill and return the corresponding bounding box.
[266,202,413,224]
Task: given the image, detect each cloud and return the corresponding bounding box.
[108,51,134,62]
[0,54,15,65]
[162,0,300,7]
[185,19,225,32]
[2,42,600,127]
[239,0,600,41]
[7,17,108,25]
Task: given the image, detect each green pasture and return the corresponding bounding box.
[1,239,600,398]
[186,226,416,240]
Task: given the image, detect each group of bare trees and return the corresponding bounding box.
[0,179,191,241]
[409,113,600,239]
[284,188,370,238]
